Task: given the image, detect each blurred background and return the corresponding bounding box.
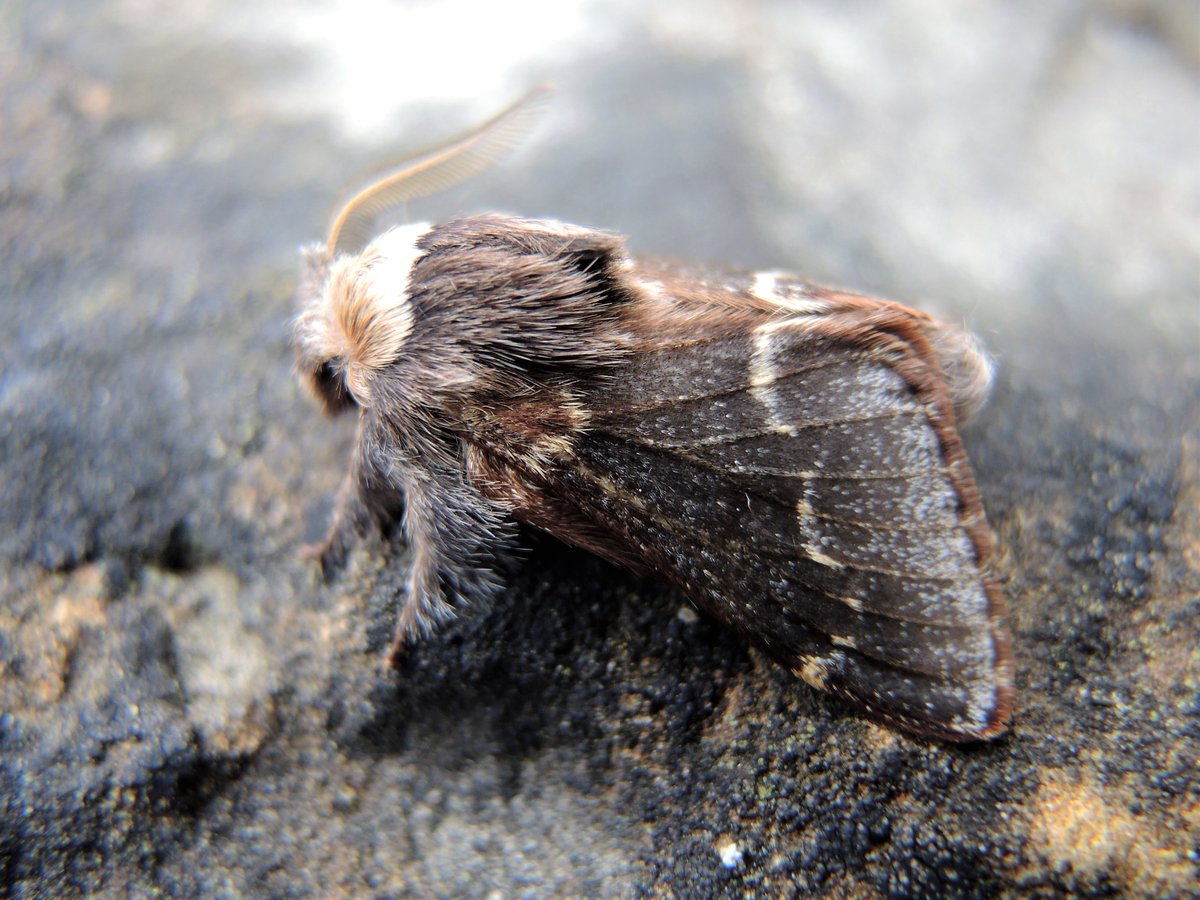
[8,0,1198,316]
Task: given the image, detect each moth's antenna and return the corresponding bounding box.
[326,85,552,257]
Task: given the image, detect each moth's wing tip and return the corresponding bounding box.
[976,639,1017,741]
[960,604,1018,742]
[791,622,1017,743]
[870,698,1013,744]
[916,656,1016,743]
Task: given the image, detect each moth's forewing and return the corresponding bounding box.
[472,261,1013,741]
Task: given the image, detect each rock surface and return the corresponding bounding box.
[2,1,1197,895]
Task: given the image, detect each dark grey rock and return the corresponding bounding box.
[2,1,1197,896]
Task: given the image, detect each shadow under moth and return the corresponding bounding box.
[293,91,1014,741]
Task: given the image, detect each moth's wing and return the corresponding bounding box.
[466,266,1012,740]
[490,270,1010,741]
[616,281,1010,739]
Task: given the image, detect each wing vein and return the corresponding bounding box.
[566,459,972,612]
[595,350,874,416]
[607,440,939,481]
[596,407,921,449]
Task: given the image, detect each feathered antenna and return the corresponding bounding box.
[326,85,552,257]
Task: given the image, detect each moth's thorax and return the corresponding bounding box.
[296,223,430,406]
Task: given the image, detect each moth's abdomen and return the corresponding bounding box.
[923,320,994,424]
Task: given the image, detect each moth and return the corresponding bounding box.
[293,92,1014,741]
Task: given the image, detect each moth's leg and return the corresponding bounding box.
[303,417,405,576]
[389,462,509,664]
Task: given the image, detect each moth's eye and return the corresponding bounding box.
[316,360,340,391]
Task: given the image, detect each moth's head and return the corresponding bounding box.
[291,87,549,415]
[292,224,429,415]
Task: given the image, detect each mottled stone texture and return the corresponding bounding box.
[1,1,1196,896]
